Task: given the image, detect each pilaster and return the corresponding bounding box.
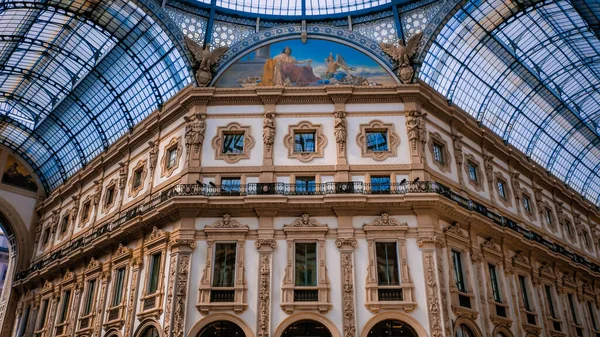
[255,238,276,337]
[335,237,357,337]
[165,235,194,337]
[124,249,142,337]
[417,235,445,337]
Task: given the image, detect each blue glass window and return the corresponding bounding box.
[222,134,245,154]
[433,143,444,164]
[497,180,507,199]
[294,132,316,153]
[371,176,390,193]
[468,162,478,182]
[452,250,466,293]
[366,131,388,152]
[523,195,532,213]
[296,177,316,194]
[221,178,241,193]
[488,264,501,303]
[167,147,178,168]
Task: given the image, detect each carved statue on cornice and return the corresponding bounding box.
[93,179,102,206]
[148,141,159,172]
[263,111,276,152]
[555,201,565,225]
[70,196,79,223]
[184,113,206,152]
[118,162,128,191]
[511,172,521,200]
[380,32,422,84]
[184,36,228,87]
[50,209,60,233]
[405,110,427,155]
[333,110,347,152]
[534,187,544,212]
[452,134,463,165]
[483,155,494,184]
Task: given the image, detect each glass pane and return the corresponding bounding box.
[113,268,125,306]
[37,300,48,330]
[468,163,478,182]
[568,294,578,324]
[452,251,466,292]
[17,306,30,337]
[221,178,241,192]
[148,253,161,294]
[59,289,71,323]
[519,275,531,311]
[106,187,114,206]
[498,181,506,199]
[84,279,96,315]
[366,131,388,151]
[371,176,391,192]
[546,285,557,318]
[294,132,316,153]
[545,208,553,225]
[295,243,317,286]
[375,242,399,286]
[523,196,531,212]
[488,264,501,302]
[134,169,142,188]
[61,216,68,233]
[167,148,177,168]
[222,133,245,154]
[588,301,598,329]
[296,177,316,193]
[433,144,444,163]
[212,243,237,287]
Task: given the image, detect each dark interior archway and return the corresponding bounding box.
[197,320,246,337]
[281,319,332,337]
[140,326,159,337]
[455,324,475,337]
[367,319,418,337]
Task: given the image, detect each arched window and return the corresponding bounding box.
[282,320,332,337]
[197,321,245,337]
[367,319,418,337]
[455,325,474,337]
[140,326,159,337]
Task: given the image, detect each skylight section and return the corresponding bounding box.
[209,0,391,16]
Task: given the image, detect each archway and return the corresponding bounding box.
[453,317,483,337]
[365,320,418,337]
[491,326,515,337]
[188,313,255,337]
[133,319,163,337]
[274,313,341,337]
[197,320,246,337]
[360,312,428,337]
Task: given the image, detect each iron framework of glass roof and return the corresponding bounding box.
[0,0,193,192]
[420,0,600,204]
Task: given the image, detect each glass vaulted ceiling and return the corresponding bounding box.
[420,0,600,204]
[192,0,391,16]
[0,0,192,192]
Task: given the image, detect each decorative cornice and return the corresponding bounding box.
[255,239,277,249]
[206,214,249,229]
[335,237,357,248]
[284,213,326,227]
[363,213,407,227]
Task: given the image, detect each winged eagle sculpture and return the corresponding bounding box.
[379,32,422,84]
[184,36,229,87]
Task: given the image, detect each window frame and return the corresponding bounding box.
[138,227,169,320]
[33,282,54,337]
[283,121,327,163]
[494,172,512,208]
[77,258,102,333]
[54,271,76,337]
[428,132,452,173]
[365,129,389,152]
[370,175,391,194]
[102,179,117,214]
[128,159,148,198]
[444,223,477,317]
[294,176,316,194]
[160,136,183,178]
[356,120,400,161]
[104,244,131,328]
[464,154,484,191]
[211,122,255,164]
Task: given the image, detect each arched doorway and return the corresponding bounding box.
[197,320,246,337]
[281,320,332,337]
[139,326,160,337]
[366,320,418,337]
[455,324,475,337]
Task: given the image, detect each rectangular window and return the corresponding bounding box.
[295,177,316,193]
[568,293,579,324]
[295,243,317,287]
[112,268,126,307]
[212,243,236,287]
[566,221,573,237]
[147,253,162,294]
[371,176,391,193]
[105,186,115,207]
[452,250,467,292]
[42,227,50,245]
[497,180,507,199]
[36,299,49,330]
[58,289,71,323]
[294,132,316,153]
[375,242,399,286]
[546,285,557,319]
[523,195,532,213]
[81,201,90,222]
[133,168,143,188]
[468,162,478,182]
[221,178,241,193]
[366,131,388,152]
[545,207,553,226]
[222,133,245,154]
[167,147,178,168]
[433,143,445,163]
[83,279,96,315]
[588,301,598,330]
[519,275,532,311]
[489,264,502,303]
[60,215,69,234]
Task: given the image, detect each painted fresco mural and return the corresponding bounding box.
[215,39,396,87]
[2,155,37,192]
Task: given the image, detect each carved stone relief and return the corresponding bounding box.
[405,110,427,157]
[333,110,347,154]
[184,113,207,153]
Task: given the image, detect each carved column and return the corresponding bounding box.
[471,248,491,337]
[328,87,351,180]
[183,100,208,184]
[45,290,60,337]
[255,239,276,337]
[164,236,194,337]
[124,250,142,337]
[94,265,111,337]
[452,133,465,188]
[258,89,282,182]
[435,241,452,337]
[335,238,357,337]
[418,236,445,337]
[25,296,39,337]
[66,278,83,336]
[403,100,428,180]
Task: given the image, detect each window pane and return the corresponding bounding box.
[452,250,466,292]
[468,163,478,182]
[296,177,316,193]
[523,196,531,212]
[213,243,237,287]
[519,275,531,311]
[59,290,71,323]
[366,131,388,151]
[488,264,501,302]
[17,306,30,337]
[37,300,48,330]
[433,143,444,163]
[375,242,399,286]
[112,268,125,306]
[167,148,177,168]
[222,133,245,154]
[568,294,579,324]
[295,243,317,286]
[134,169,142,188]
[106,187,114,206]
[84,279,96,315]
[546,285,557,318]
[221,178,241,192]
[498,181,506,199]
[61,216,69,233]
[147,253,161,294]
[294,132,316,153]
[545,208,553,225]
[371,176,391,192]
[588,301,598,329]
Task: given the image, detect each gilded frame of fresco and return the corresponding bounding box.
[138,227,169,320]
[356,120,400,161]
[104,244,132,329]
[128,160,147,198]
[197,215,249,314]
[76,258,102,335]
[362,214,416,313]
[428,132,452,173]
[211,122,255,164]
[160,136,183,178]
[494,172,512,208]
[102,179,117,214]
[283,121,327,163]
[463,154,483,192]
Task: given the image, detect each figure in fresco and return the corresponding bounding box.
[260,47,320,86]
[324,53,355,80]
